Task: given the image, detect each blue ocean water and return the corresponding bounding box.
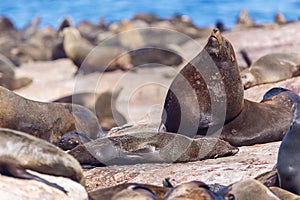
[0,0,299,29]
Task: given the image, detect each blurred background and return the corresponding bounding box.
[0,0,299,29]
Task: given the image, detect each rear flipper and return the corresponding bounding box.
[0,156,67,194]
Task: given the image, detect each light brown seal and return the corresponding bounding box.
[163,181,218,200]
[0,86,99,143]
[0,128,84,192]
[61,27,132,74]
[241,53,300,89]
[53,90,127,131]
[160,28,292,146]
[88,183,169,200]
[219,179,280,200]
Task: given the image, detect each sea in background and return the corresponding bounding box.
[0,0,299,29]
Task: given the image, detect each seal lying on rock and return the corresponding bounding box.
[0,86,99,143]
[219,179,280,200]
[241,53,300,89]
[163,181,221,200]
[0,128,85,193]
[160,28,292,146]
[88,182,169,200]
[68,131,238,165]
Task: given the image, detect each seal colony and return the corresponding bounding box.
[160,28,292,146]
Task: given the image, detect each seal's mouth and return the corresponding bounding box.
[208,36,218,48]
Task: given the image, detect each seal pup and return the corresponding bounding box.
[277,102,300,195]
[0,86,99,143]
[0,128,85,190]
[160,29,292,146]
[241,53,300,89]
[61,27,132,74]
[111,184,158,200]
[68,131,238,165]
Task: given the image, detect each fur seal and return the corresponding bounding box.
[163,181,220,200]
[277,102,300,195]
[270,187,300,199]
[61,27,132,74]
[68,131,238,165]
[88,183,169,200]
[160,28,292,146]
[0,86,99,143]
[234,9,255,29]
[0,54,32,90]
[219,179,280,200]
[0,128,84,191]
[261,87,300,109]
[53,90,127,131]
[241,53,300,89]
[161,28,244,136]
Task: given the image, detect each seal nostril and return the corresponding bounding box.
[213,28,219,33]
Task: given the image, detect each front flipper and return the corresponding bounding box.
[0,156,67,194]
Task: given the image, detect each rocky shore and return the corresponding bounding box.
[1,11,300,199]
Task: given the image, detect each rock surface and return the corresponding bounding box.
[0,171,88,200]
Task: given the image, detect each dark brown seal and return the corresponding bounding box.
[277,103,300,195]
[0,128,84,192]
[161,28,244,136]
[0,86,99,143]
[160,29,292,146]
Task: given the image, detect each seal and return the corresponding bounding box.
[0,86,99,143]
[261,87,300,110]
[219,179,280,199]
[53,90,127,131]
[163,181,219,200]
[88,183,169,200]
[0,54,32,90]
[241,53,300,89]
[277,102,300,195]
[160,28,293,146]
[161,28,244,136]
[68,131,238,165]
[61,27,132,74]
[0,128,84,192]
